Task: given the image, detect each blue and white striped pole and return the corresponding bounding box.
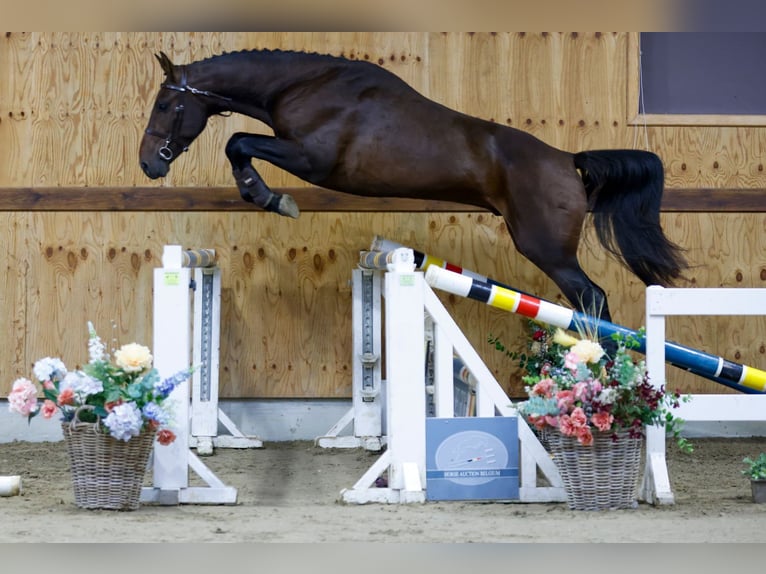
[423,265,766,394]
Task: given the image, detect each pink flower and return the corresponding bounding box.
[556,390,574,412]
[577,426,594,446]
[564,351,581,371]
[41,400,58,419]
[559,414,577,436]
[528,415,546,430]
[532,378,554,397]
[572,381,589,401]
[529,414,560,430]
[8,378,38,416]
[57,387,75,406]
[544,415,559,428]
[591,411,614,432]
[570,407,587,427]
[43,380,55,391]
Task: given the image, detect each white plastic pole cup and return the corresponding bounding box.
[0,475,21,496]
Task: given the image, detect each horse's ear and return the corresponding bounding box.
[155,51,175,81]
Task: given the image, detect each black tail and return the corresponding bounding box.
[573,149,687,286]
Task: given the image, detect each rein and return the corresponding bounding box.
[145,66,233,161]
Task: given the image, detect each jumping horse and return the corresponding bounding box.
[139,49,687,325]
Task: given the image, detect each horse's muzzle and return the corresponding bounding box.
[140,159,169,179]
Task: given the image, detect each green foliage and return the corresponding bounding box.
[742,453,766,480]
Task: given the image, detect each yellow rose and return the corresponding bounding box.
[114,343,153,372]
[552,328,580,348]
[570,339,605,364]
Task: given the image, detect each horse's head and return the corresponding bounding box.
[139,52,212,179]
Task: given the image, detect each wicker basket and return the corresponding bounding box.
[61,418,155,510]
[532,425,551,451]
[547,428,642,511]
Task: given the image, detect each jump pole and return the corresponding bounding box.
[140,245,238,505]
[0,475,21,497]
[374,237,766,394]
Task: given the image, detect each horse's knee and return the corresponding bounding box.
[225,132,251,161]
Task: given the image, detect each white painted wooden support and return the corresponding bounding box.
[341,270,426,503]
[432,321,454,418]
[340,450,405,504]
[673,394,766,421]
[189,408,264,450]
[641,285,766,506]
[342,267,565,504]
[317,268,384,451]
[386,248,415,271]
[384,269,427,499]
[517,418,566,502]
[188,263,262,453]
[191,267,220,455]
[149,261,191,491]
[141,245,238,505]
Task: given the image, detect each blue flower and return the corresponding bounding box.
[142,402,169,425]
[154,370,190,398]
[104,402,143,441]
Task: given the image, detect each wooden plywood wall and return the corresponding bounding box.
[1,32,765,399]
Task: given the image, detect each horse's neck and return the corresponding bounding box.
[190,52,331,116]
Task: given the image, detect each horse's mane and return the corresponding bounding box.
[195,48,347,66]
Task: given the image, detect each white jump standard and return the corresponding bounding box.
[641,285,766,504]
[316,263,385,450]
[141,245,240,505]
[339,247,565,504]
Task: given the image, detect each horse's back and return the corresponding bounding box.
[265,51,579,209]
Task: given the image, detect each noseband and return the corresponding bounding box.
[145,66,232,161]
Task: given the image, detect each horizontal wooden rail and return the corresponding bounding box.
[0,187,763,212]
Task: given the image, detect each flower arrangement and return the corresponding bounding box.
[8,322,192,445]
[507,321,691,451]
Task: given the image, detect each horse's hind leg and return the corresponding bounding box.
[502,180,613,326]
[225,133,312,218]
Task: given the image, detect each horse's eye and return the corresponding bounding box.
[158,102,169,112]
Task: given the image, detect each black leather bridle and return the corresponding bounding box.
[144,66,232,161]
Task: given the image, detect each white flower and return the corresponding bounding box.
[570,339,605,364]
[87,322,107,363]
[596,387,618,405]
[114,343,153,373]
[60,371,103,397]
[32,357,67,383]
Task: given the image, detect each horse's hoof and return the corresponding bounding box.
[278,194,300,219]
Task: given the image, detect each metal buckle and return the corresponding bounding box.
[158,143,173,161]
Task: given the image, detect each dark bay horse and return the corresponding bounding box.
[139,49,687,323]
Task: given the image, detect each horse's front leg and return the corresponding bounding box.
[225,132,313,219]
